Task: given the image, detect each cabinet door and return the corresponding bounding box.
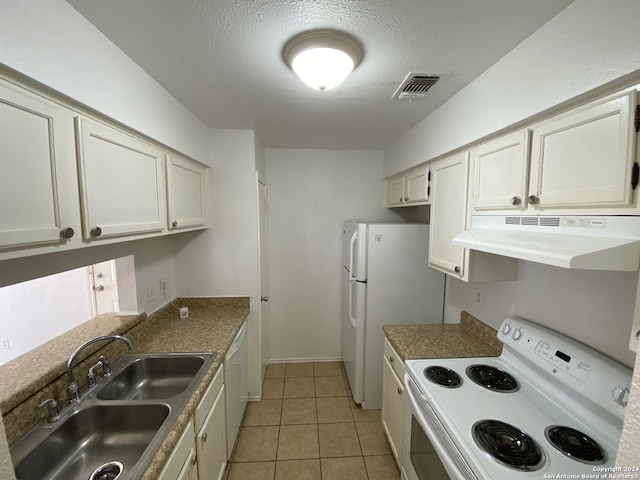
[75,117,166,240]
[387,175,406,206]
[167,154,207,230]
[406,166,430,204]
[175,450,198,480]
[428,152,469,278]
[529,91,637,209]
[0,83,74,248]
[158,420,197,480]
[197,384,227,480]
[472,130,530,211]
[382,355,403,465]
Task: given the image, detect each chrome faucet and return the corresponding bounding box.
[66,335,132,403]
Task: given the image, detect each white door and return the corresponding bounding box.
[75,117,166,240]
[472,130,530,211]
[258,178,269,382]
[387,175,406,206]
[0,82,74,249]
[166,154,207,230]
[90,260,119,314]
[529,90,637,209]
[405,166,430,203]
[428,152,470,279]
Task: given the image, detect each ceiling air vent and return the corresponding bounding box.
[392,73,441,100]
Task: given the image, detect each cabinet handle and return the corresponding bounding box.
[191,454,197,465]
[635,330,640,341]
[388,356,394,363]
[172,220,178,228]
[202,433,208,442]
[527,195,539,205]
[404,196,409,201]
[454,266,461,274]
[397,387,402,395]
[399,197,403,203]
[510,196,521,206]
[91,226,102,237]
[60,227,75,239]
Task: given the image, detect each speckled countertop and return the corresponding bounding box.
[383,312,502,361]
[0,296,249,480]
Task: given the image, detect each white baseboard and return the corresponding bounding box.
[269,356,343,364]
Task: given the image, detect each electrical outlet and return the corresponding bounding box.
[474,288,484,307]
[1,338,10,350]
[159,278,167,299]
[144,285,158,305]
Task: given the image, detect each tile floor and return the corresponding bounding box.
[226,362,401,480]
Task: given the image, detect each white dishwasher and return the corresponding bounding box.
[225,319,248,459]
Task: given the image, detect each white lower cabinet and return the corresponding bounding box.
[195,366,227,480]
[158,420,198,480]
[382,338,404,467]
[160,366,227,480]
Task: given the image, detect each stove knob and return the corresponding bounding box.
[502,323,512,335]
[512,328,523,341]
[612,385,631,407]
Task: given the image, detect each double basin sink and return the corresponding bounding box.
[11,352,216,480]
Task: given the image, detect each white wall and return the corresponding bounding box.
[446,263,638,368]
[384,0,640,177]
[174,129,263,397]
[0,267,93,365]
[0,0,209,162]
[265,149,403,361]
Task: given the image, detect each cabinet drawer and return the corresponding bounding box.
[195,365,224,432]
[383,337,404,383]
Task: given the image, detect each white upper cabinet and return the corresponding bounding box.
[0,82,76,250]
[166,154,208,231]
[386,165,430,207]
[470,89,639,215]
[529,90,637,210]
[387,176,406,207]
[428,152,469,278]
[75,117,166,240]
[471,130,530,211]
[429,152,519,282]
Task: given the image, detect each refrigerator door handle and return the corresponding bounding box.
[348,231,357,281]
[348,278,357,329]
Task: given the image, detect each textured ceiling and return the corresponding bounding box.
[65,0,574,149]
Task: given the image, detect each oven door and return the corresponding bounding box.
[402,375,476,480]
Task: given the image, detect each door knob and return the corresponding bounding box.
[261,296,269,302]
[527,195,539,205]
[511,196,521,206]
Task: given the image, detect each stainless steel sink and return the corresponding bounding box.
[14,404,169,480]
[97,355,206,400]
[11,352,216,480]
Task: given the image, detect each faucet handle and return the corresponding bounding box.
[100,355,112,377]
[87,355,111,387]
[68,381,80,404]
[37,398,61,422]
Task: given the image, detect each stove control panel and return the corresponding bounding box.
[534,341,590,382]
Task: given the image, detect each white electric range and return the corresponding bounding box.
[402,316,632,480]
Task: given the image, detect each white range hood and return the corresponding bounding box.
[452,215,640,271]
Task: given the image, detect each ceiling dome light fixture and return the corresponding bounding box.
[284,30,362,91]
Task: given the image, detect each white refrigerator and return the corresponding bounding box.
[342,221,444,410]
